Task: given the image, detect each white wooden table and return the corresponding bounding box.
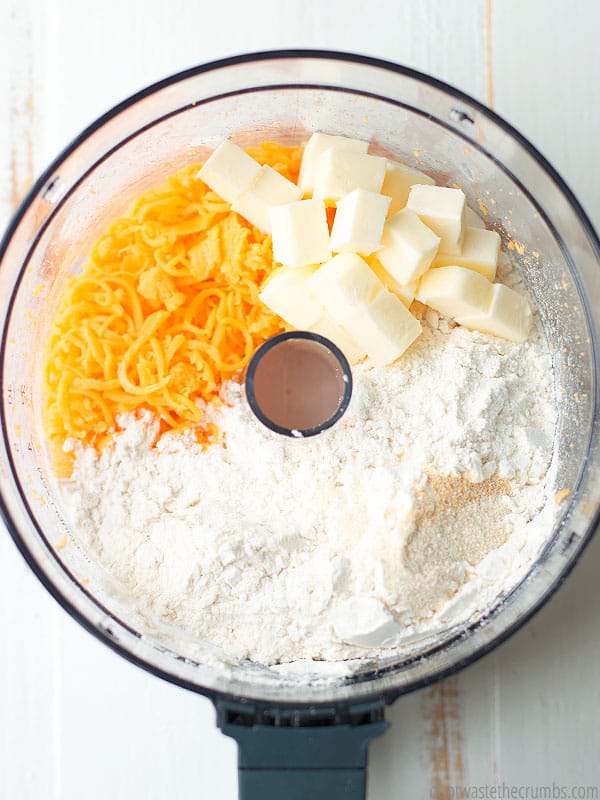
[1,1,599,797]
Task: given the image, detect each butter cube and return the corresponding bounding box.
[433,227,501,281]
[258,264,366,363]
[417,265,493,319]
[368,257,419,307]
[348,290,422,366]
[466,206,486,229]
[307,253,382,321]
[456,283,532,342]
[232,165,302,234]
[381,160,436,217]
[270,199,331,268]
[310,315,366,365]
[406,185,466,255]
[313,149,387,203]
[259,266,323,329]
[377,209,441,285]
[330,189,391,255]
[197,139,261,204]
[298,132,369,195]
[307,254,421,365]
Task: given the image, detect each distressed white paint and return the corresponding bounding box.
[492,0,600,231]
[49,0,486,146]
[0,4,60,800]
[1,0,599,797]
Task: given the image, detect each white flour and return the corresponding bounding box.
[60,305,557,665]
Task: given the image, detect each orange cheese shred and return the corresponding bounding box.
[43,142,302,474]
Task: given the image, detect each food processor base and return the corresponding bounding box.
[218,698,388,799]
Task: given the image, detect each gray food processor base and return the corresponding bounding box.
[217,699,388,799]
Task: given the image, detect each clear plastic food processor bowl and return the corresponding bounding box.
[1,53,600,714]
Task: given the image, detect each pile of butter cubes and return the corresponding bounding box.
[198,133,532,367]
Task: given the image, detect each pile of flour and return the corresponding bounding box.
[60,307,557,665]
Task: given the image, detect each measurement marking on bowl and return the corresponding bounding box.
[41,174,65,204]
[561,531,579,553]
[449,107,475,125]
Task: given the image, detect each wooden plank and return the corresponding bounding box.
[0,4,35,223]
[371,690,436,798]
[56,622,237,800]
[491,0,600,787]
[0,537,61,800]
[421,676,467,792]
[493,534,600,783]
[50,0,488,149]
[492,0,600,230]
[370,661,500,798]
[0,3,59,797]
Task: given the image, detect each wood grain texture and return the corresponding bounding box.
[492,0,600,230]
[492,3,600,781]
[0,3,34,217]
[57,628,237,800]
[492,534,600,783]
[484,0,495,108]
[0,3,60,799]
[49,0,487,146]
[422,676,466,791]
[1,0,600,797]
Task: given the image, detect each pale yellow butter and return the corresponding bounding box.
[259,265,323,329]
[270,199,331,268]
[381,160,435,217]
[417,265,493,319]
[298,132,369,195]
[368,258,419,308]
[330,189,391,255]
[197,139,261,205]
[456,282,532,342]
[259,263,366,362]
[406,184,466,255]
[433,227,501,281]
[307,253,382,317]
[308,253,421,365]
[310,315,367,365]
[313,149,387,203]
[378,208,440,285]
[232,165,301,234]
[347,290,422,367]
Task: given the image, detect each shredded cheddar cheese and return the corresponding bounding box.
[43,142,302,474]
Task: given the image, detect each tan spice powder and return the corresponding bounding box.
[397,473,513,617]
[406,473,513,572]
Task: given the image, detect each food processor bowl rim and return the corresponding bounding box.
[1,49,600,709]
[3,48,600,270]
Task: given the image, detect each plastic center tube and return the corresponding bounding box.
[245,331,353,437]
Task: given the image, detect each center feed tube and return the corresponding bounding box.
[218,702,388,800]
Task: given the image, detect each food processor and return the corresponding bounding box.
[1,51,599,799]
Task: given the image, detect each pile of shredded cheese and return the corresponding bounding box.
[43,142,302,474]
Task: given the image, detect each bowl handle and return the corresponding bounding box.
[217,699,388,799]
